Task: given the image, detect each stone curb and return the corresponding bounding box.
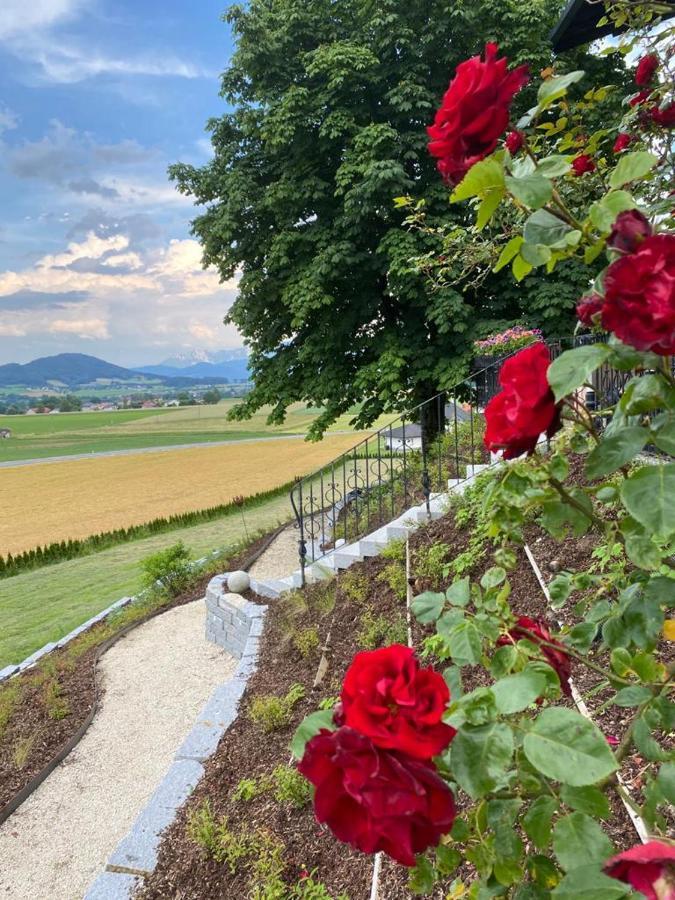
[84,595,267,898]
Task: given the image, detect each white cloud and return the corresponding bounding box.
[0,105,19,134]
[0,0,84,40]
[36,233,129,269]
[49,316,109,339]
[0,322,27,337]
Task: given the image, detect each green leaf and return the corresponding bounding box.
[506,173,553,209]
[523,209,574,248]
[588,190,637,232]
[552,866,630,899]
[476,189,504,230]
[560,785,610,818]
[653,416,675,455]
[490,644,518,678]
[491,669,546,714]
[443,665,463,700]
[523,708,618,786]
[523,796,558,850]
[480,567,506,590]
[547,344,612,402]
[513,253,533,281]
[521,242,552,266]
[613,685,653,707]
[447,620,483,665]
[609,150,658,188]
[450,722,514,798]
[585,427,648,479]
[537,155,572,177]
[436,845,461,876]
[410,591,445,623]
[621,464,675,538]
[494,236,524,272]
[290,709,335,760]
[553,813,613,872]
[451,157,505,202]
[408,855,436,895]
[537,71,585,107]
[446,577,471,607]
[620,373,675,415]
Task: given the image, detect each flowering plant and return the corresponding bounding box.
[294,4,675,897]
[473,326,543,357]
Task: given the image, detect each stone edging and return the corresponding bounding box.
[84,590,266,900]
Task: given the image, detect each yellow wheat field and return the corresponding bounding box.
[1,434,363,556]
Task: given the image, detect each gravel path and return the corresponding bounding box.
[249,525,300,580]
[0,600,235,900]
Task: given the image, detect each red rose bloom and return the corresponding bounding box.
[602,234,675,355]
[427,43,529,185]
[651,102,675,129]
[636,53,659,87]
[341,645,455,760]
[298,727,456,866]
[608,209,653,254]
[505,130,525,154]
[630,89,652,108]
[576,293,604,328]
[604,840,675,900]
[613,132,632,152]
[484,343,562,460]
[572,154,596,176]
[497,615,572,696]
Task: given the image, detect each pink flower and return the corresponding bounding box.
[605,734,620,748]
[605,841,675,900]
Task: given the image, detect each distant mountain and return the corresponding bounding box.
[0,352,247,389]
[0,353,144,388]
[135,349,250,382]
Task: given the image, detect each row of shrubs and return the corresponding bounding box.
[0,479,298,580]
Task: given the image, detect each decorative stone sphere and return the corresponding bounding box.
[227,570,250,593]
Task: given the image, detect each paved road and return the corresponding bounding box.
[0,431,361,469]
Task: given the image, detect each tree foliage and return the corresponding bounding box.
[171,0,625,437]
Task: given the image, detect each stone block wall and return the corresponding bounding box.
[205,574,265,659]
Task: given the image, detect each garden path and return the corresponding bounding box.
[0,600,234,900]
[248,524,300,580]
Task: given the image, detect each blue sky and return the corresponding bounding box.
[0,0,242,366]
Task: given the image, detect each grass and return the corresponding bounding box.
[0,490,295,668]
[0,401,394,463]
[0,432,361,556]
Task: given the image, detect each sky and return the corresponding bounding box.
[0,0,243,367]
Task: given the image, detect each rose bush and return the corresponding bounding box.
[294,5,674,896]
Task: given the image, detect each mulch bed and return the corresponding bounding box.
[0,529,277,819]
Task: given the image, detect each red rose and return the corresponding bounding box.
[651,102,675,128]
[341,645,455,760]
[572,154,596,176]
[604,840,675,900]
[427,43,529,185]
[602,234,675,356]
[576,293,604,327]
[613,132,632,152]
[608,209,653,254]
[298,727,456,866]
[505,130,525,154]
[497,615,572,696]
[484,343,562,460]
[636,54,659,87]
[630,89,652,108]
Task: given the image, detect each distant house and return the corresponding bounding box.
[0,428,11,439]
[48,409,60,415]
[383,402,472,453]
[164,399,180,407]
[141,400,159,409]
[26,408,38,415]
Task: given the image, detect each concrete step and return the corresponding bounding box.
[466,463,490,478]
[332,544,365,569]
[359,536,389,557]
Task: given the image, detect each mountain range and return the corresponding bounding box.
[0,352,250,389]
[135,348,249,382]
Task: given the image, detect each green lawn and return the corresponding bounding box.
[0,491,296,668]
[0,401,390,462]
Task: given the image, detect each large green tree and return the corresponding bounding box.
[171,0,625,437]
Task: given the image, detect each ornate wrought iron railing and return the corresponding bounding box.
[289,335,672,584]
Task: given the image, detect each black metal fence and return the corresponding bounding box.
[289,335,668,584]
